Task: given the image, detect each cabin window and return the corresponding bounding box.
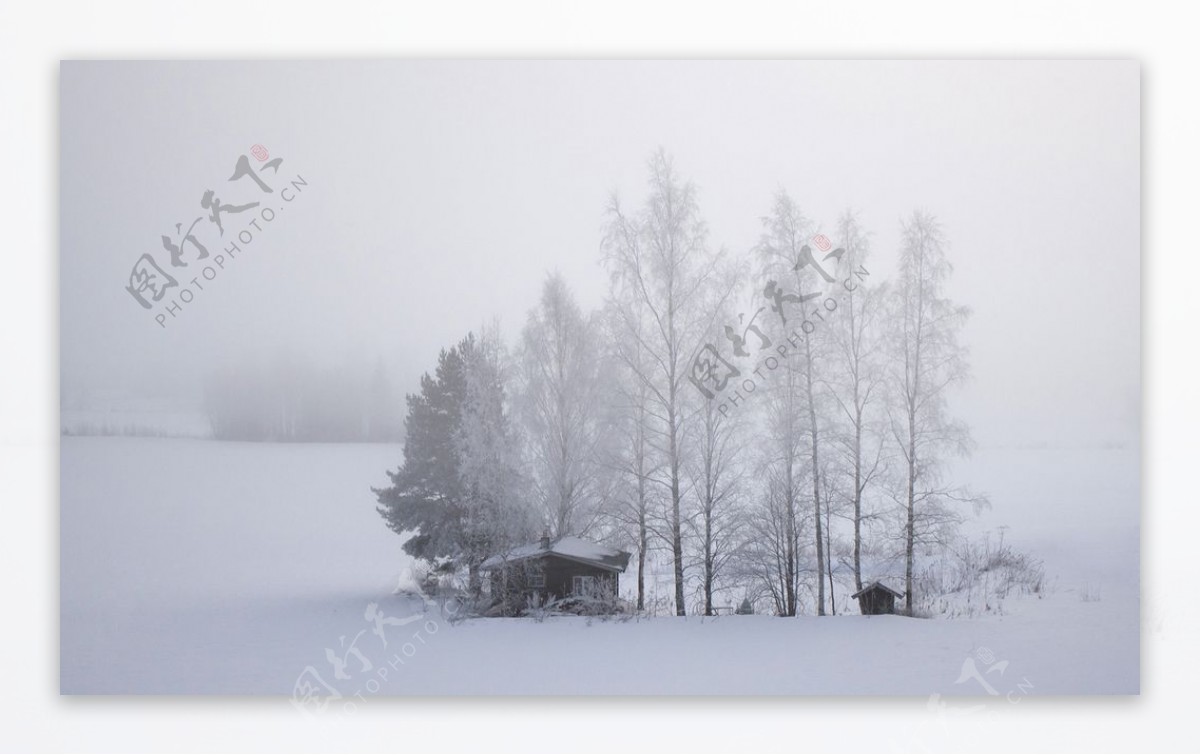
[572,575,597,597]
[529,572,545,589]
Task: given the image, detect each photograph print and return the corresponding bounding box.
[59,60,1140,699]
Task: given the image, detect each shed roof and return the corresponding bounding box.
[850,580,904,599]
[480,535,632,573]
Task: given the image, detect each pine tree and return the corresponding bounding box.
[374,336,473,568]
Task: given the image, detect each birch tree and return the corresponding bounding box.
[755,191,832,615]
[686,365,747,616]
[517,273,611,538]
[887,211,986,612]
[458,324,538,594]
[602,149,732,616]
[747,360,807,616]
[825,210,888,593]
[602,299,660,612]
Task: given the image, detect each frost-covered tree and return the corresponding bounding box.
[687,390,747,616]
[887,211,987,612]
[744,357,807,616]
[602,298,660,612]
[458,323,539,592]
[755,191,832,615]
[374,336,472,570]
[684,283,748,617]
[824,210,888,593]
[516,274,612,538]
[375,329,534,596]
[602,149,733,616]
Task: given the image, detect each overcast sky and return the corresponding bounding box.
[60,60,1139,447]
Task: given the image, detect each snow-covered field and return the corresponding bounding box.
[60,437,1138,696]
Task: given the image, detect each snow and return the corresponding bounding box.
[371,590,1135,695]
[393,567,422,595]
[482,535,627,571]
[551,535,624,563]
[851,581,903,599]
[61,436,1137,696]
[479,541,547,570]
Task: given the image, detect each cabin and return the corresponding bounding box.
[851,580,904,615]
[480,533,631,615]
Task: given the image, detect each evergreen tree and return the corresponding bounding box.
[375,330,535,595]
[374,335,474,567]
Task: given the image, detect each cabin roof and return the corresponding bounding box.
[850,580,904,599]
[480,535,632,573]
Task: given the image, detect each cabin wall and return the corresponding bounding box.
[489,555,621,614]
[540,556,617,600]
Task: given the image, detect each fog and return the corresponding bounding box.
[60,60,1139,448]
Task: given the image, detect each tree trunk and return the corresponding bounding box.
[853,408,863,593]
[669,410,686,617]
[805,340,825,617]
[637,485,647,612]
[704,511,714,616]
[785,469,797,617]
[905,415,917,613]
[826,503,836,615]
[671,489,685,616]
[905,278,923,614]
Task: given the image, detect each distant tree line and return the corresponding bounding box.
[205,356,403,442]
[376,148,1000,617]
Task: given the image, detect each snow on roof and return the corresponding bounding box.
[480,535,631,573]
[850,580,905,599]
[480,540,545,567]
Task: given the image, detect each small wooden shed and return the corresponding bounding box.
[851,580,904,615]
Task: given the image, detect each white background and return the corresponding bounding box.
[0,1,1188,752]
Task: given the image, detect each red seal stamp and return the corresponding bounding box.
[250,144,270,162]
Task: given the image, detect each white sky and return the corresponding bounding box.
[60,60,1139,447]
